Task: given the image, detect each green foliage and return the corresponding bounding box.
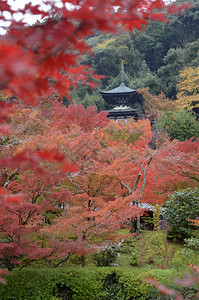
[172,247,199,270]
[84,31,158,97]
[156,38,199,99]
[157,110,199,141]
[164,4,199,49]
[157,47,184,99]
[94,249,118,267]
[130,251,139,266]
[0,267,184,300]
[132,21,165,72]
[163,188,199,242]
[65,4,199,108]
[184,237,199,254]
[141,216,154,231]
[80,4,199,104]
[113,231,186,269]
[128,231,178,269]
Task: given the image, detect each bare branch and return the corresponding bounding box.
[121,181,132,194]
[178,166,199,182]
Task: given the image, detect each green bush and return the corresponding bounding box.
[163,188,199,242]
[0,267,183,300]
[130,251,139,266]
[157,110,199,141]
[184,237,199,253]
[171,248,199,270]
[93,249,117,267]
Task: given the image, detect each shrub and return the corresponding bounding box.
[0,267,183,299]
[130,251,139,266]
[157,110,199,141]
[184,237,199,253]
[93,249,117,267]
[163,188,199,242]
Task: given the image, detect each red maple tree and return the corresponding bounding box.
[1,101,158,268]
[0,0,191,276]
[147,138,199,202]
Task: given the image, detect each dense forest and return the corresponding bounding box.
[71,2,199,113]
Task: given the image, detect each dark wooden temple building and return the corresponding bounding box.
[100,63,144,121]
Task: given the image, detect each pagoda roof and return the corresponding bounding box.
[100,83,136,94]
[100,63,143,107]
[100,86,140,107]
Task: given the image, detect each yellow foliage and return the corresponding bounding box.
[97,38,115,48]
[153,204,161,230]
[176,67,199,111]
[29,109,39,118]
[0,91,8,100]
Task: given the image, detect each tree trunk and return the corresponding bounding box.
[130,217,141,233]
[136,217,141,233]
[130,217,137,233]
[81,255,85,267]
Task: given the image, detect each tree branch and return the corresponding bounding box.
[178,166,199,182]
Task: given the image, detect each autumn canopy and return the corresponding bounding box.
[0,0,198,274]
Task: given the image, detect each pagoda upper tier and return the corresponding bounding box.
[100,63,142,108]
[100,82,139,107]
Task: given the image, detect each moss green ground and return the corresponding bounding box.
[67,230,199,269]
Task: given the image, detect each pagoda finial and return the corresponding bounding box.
[121,61,124,84]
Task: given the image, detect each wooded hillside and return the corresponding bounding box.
[72,2,199,111]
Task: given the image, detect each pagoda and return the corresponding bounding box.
[100,63,144,121]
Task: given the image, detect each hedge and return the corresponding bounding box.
[0,267,190,299]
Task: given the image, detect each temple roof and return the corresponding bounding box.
[100,87,139,106]
[101,82,136,94]
[100,63,140,107]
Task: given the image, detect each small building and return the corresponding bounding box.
[100,63,145,121]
